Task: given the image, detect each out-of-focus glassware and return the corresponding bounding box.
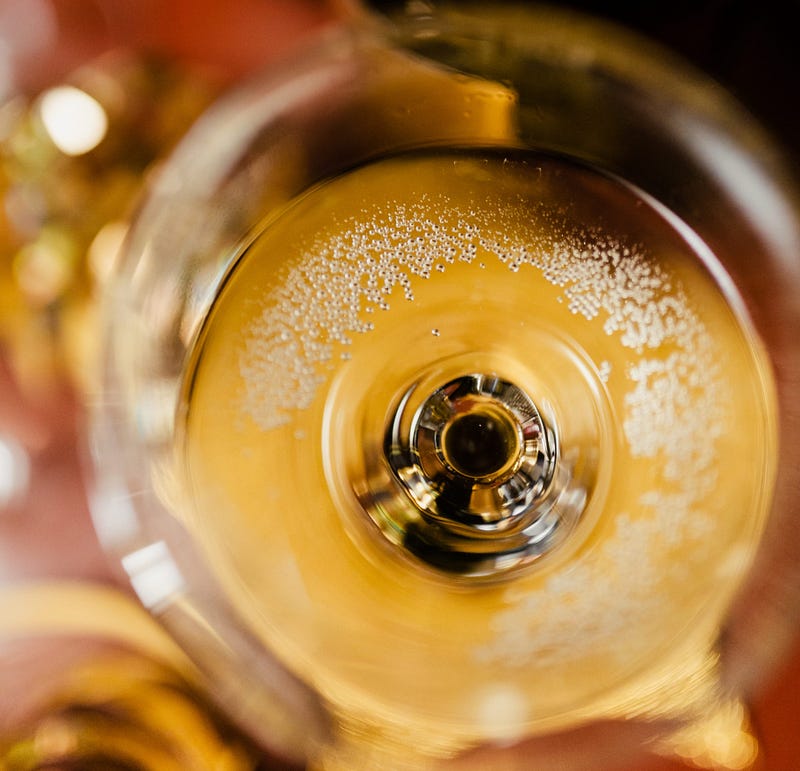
[91,3,800,769]
[0,582,263,770]
[0,40,289,770]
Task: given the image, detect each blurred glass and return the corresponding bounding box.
[0,582,265,770]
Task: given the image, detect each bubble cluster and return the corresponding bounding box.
[240,189,719,451]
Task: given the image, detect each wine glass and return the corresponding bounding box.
[90,3,800,769]
[0,582,263,770]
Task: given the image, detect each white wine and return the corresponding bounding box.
[179,149,776,757]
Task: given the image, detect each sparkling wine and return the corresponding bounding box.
[178,148,776,757]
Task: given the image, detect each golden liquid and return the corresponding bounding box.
[180,150,776,755]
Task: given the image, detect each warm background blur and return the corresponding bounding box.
[1,1,798,769]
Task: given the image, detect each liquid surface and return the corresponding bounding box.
[180,150,776,750]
